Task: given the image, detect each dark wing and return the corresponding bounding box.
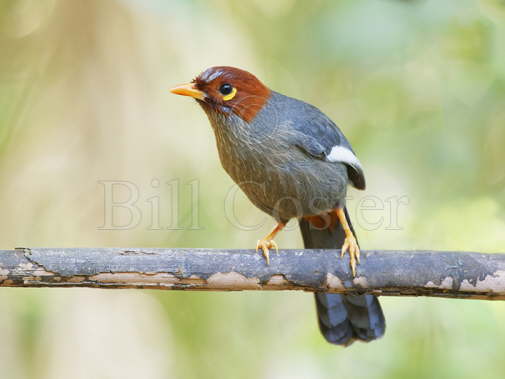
[289,100,366,190]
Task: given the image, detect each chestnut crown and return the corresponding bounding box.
[192,66,271,123]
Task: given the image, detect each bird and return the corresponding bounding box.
[170,66,385,346]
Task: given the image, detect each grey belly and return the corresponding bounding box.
[224,152,348,223]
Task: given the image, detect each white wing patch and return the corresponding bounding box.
[327,145,362,169]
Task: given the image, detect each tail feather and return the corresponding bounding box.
[299,208,385,346]
[314,292,353,345]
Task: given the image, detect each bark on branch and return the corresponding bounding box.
[1,248,504,300]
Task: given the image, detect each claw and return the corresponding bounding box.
[334,208,362,277]
[255,222,285,265]
[340,240,348,258]
[256,239,278,265]
[271,240,279,255]
[341,236,360,277]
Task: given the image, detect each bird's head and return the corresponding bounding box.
[170,66,271,123]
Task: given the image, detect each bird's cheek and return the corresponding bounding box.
[220,105,232,113]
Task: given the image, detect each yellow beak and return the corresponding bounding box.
[169,83,205,100]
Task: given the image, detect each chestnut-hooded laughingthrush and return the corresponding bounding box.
[170,66,385,346]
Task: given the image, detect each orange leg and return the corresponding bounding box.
[256,222,285,265]
[335,208,360,276]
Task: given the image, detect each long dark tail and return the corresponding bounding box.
[299,208,385,346]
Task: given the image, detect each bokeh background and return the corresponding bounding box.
[1,0,504,378]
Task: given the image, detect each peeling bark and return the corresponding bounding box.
[0,248,504,300]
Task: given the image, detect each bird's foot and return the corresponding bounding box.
[256,239,279,265]
[340,235,360,277]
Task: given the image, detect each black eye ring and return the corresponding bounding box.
[219,83,233,95]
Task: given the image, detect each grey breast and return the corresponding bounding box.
[205,91,348,223]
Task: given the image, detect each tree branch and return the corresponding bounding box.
[1,248,504,300]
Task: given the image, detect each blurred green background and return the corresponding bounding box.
[0,0,504,378]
